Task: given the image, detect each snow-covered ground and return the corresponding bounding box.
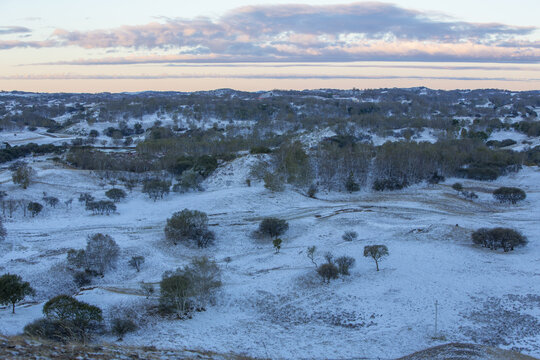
[0,155,539,359]
[0,129,75,146]
[488,130,540,151]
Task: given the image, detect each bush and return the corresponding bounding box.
[0,273,35,313]
[105,188,127,202]
[140,283,155,298]
[258,217,289,239]
[78,193,94,204]
[43,196,59,208]
[372,178,408,191]
[111,318,137,341]
[38,295,103,341]
[428,172,445,185]
[493,187,526,204]
[142,178,171,201]
[273,238,282,253]
[452,182,463,192]
[363,245,389,271]
[73,271,92,287]
[462,190,478,200]
[307,184,317,198]
[165,209,215,248]
[24,318,74,342]
[335,256,355,276]
[317,263,339,283]
[27,202,43,217]
[472,227,527,252]
[342,231,358,242]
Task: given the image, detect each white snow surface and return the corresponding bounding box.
[0,156,539,359]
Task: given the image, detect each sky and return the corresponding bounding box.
[0,0,539,92]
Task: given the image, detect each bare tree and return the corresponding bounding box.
[363,245,389,271]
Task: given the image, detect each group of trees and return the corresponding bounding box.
[67,233,120,282]
[472,228,527,252]
[251,137,524,193]
[314,251,356,283]
[307,242,389,284]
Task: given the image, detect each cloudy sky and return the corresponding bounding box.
[1,0,539,92]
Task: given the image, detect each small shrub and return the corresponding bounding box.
[27,202,43,217]
[273,238,282,253]
[428,172,445,185]
[43,196,59,208]
[78,193,94,204]
[128,256,145,272]
[24,318,73,342]
[111,318,137,341]
[307,184,317,198]
[73,271,92,287]
[493,187,526,204]
[335,256,355,276]
[140,283,155,298]
[452,182,463,192]
[342,231,358,242]
[373,178,407,191]
[462,191,478,200]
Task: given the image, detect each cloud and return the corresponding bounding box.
[3,2,539,62]
[2,73,537,82]
[0,26,31,35]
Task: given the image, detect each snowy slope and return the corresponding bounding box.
[0,155,539,359]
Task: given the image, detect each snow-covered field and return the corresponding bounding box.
[0,154,539,359]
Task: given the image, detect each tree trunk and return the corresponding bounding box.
[12,302,15,314]
[375,259,379,271]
